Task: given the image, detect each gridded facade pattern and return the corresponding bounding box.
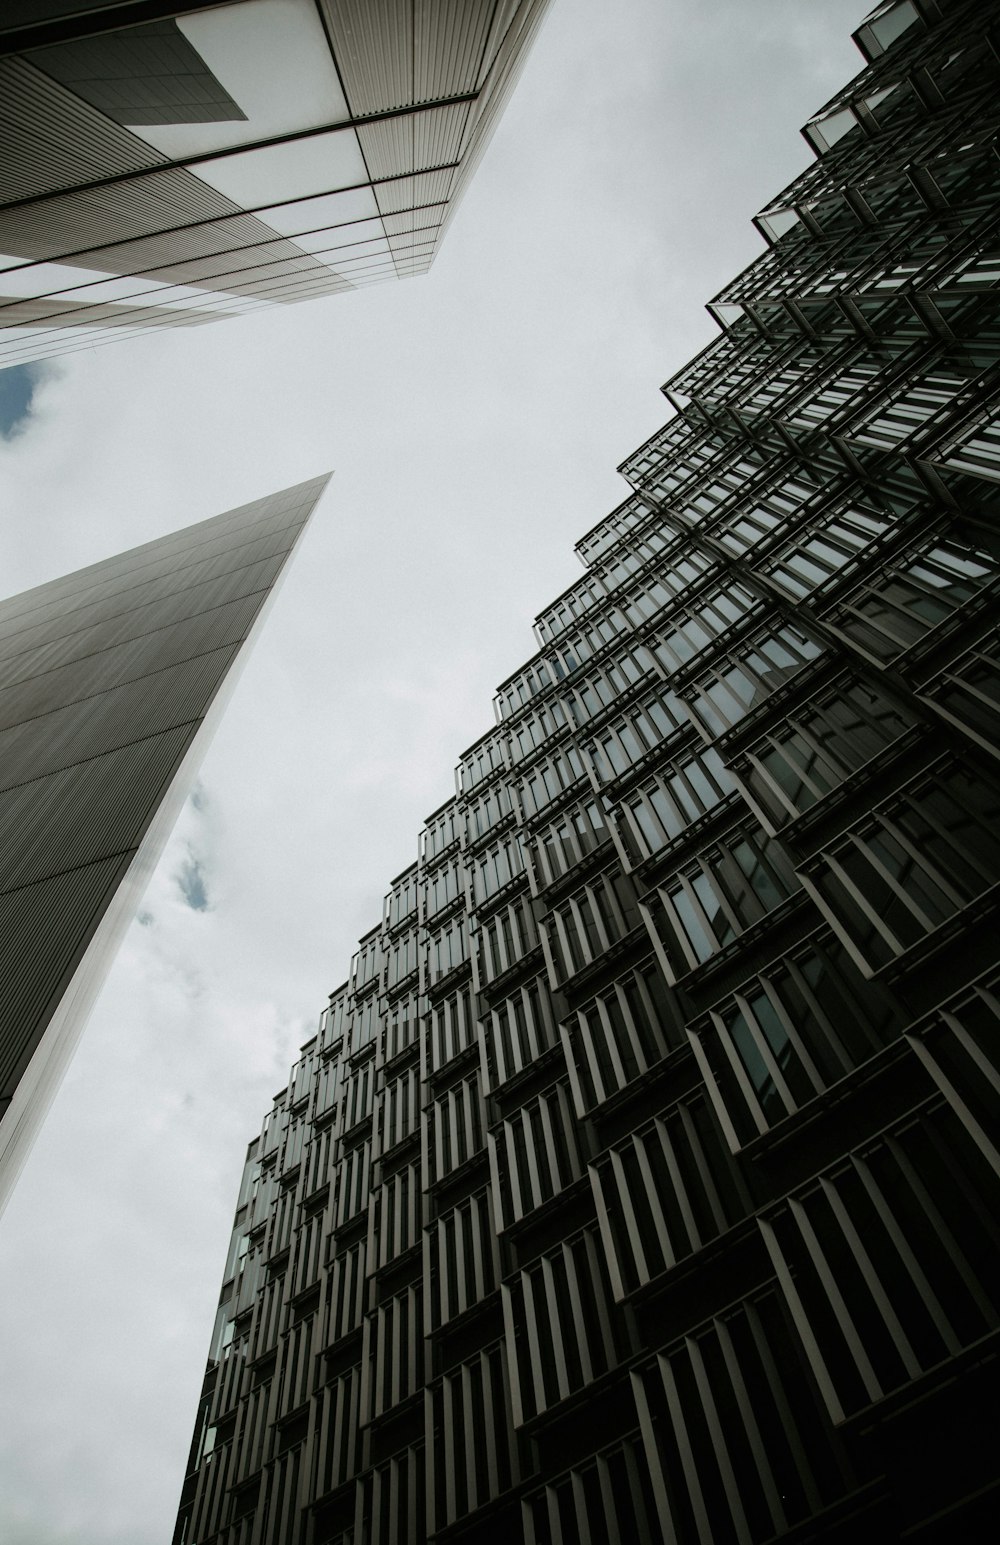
[0,474,327,1212]
[176,5,1000,1541]
[0,0,550,367]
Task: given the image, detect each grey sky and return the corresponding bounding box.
[0,3,866,1540]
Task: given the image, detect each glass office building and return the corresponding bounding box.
[0,474,328,1213]
[176,3,1000,1541]
[0,0,550,368]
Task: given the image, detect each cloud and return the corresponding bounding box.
[0,361,60,440]
[177,854,210,911]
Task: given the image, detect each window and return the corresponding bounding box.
[424,856,462,917]
[620,745,736,857]
[587,688,688,782]
[837,538,998,658]
[765,505,889,597]
[428,915,467,981]
[742,679,914,824]
[546,870,639,984]
[808,762,1000,968]
[695,935,902,1144]
[565,958,681,1110]
[650,829,801,975]
[688,625,823,735]
[479,896,539,983]
[532,797,610,887]
[464,782,512,841]
[518,744,585,816]
[761,1101,1000,1423]
[654,582,759,672]
[485,976,556,1086]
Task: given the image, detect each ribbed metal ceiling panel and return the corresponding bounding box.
[444,0,550,235]
[0,515,306,649]
[416,98,472,169]
[321,1,509,115]
[381,202,446,236]
[0,293,220,331]
[319,0,412,118]
[356,113,414,184]
[0,603,270,737]
[0,163,242,262]
[475,0,526,91]
[0,56,165,204]
[414,0,498,105]
[67,216,328,297]
[374,168,454,215]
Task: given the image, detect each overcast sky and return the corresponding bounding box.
[0,4,866,1539]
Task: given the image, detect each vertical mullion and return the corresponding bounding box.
[715,1310,788,1533]
[686,1331,754,1544]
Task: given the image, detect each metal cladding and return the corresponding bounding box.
[0,474,328,1212]
[176,4,1000,1543]
[0,0,552,369]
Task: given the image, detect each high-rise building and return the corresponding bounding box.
[0,473,328,1212]
[0,0,550,370]
[175,3,1000,1541]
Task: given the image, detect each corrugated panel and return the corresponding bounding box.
[31,20,246,129]
[0,556,286,671]
[0,529,298,657]
[420,98,473,174]
[0,643,239,794]
[475,0,528,91]
[0,162,242,264]
[414,0,498,105]
[0,495,310,631]
[0,291,220,332]
[0,854,134,1098]
[374,169,454,215]
[0,56,165,204]
[380,202,446,237]
[318,0,412,118]
[0,592,262,694]
[357,100,470,181]
[0,724,195,894]
[0,503,306,635]
[0,475,326,1161]
[0,597,265,735]
[356,112,413,184]
[242,269,353,303]
[387,234,437,257]
[443,0,550,234]
[71,214,326,298]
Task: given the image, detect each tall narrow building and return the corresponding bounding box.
[0,0,551,369]
[176,2,1000,1541]
[0,474,328,1212]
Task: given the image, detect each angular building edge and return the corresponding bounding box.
[0,472,331,1217]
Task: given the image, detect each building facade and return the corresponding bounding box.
[0,473,327,1212]
[0,0,550,370]
[176,3,1000,1541]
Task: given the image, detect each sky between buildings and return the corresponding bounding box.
[0,3,866,1539]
